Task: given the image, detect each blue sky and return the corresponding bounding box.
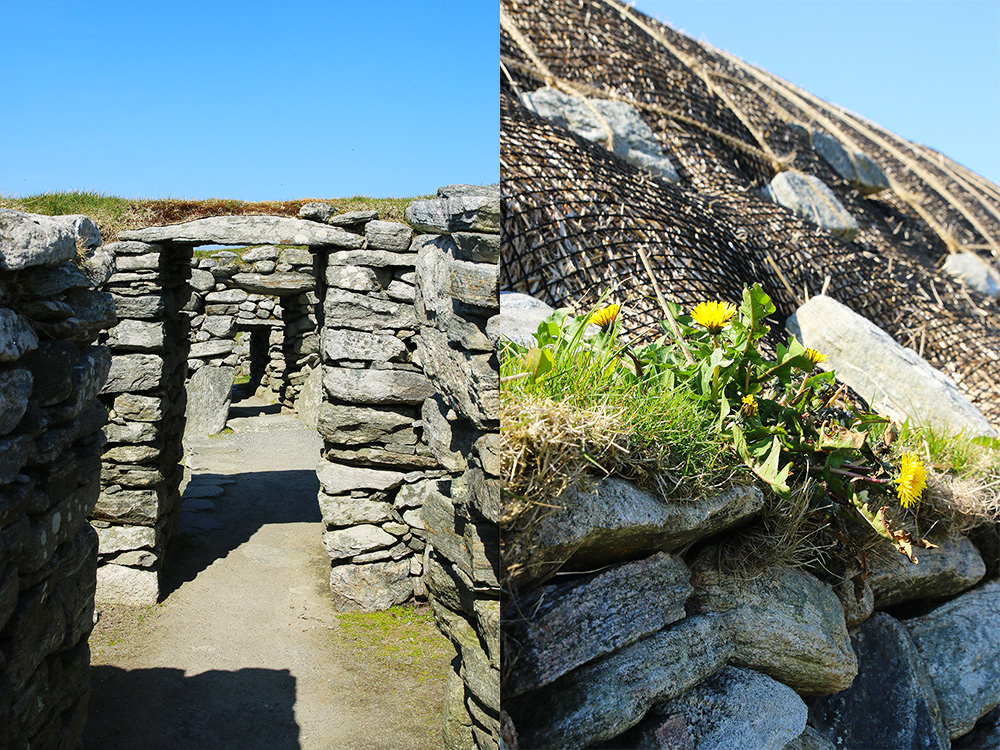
[1,2,498,201]
[634,1,1000,186]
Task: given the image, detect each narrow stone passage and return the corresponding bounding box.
[84,398,451,750]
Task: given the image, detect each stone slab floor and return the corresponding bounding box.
[84,399,452,749]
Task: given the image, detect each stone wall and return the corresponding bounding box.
[0,209,113,747]
[500,470,1000,750]
[93,240,191,603]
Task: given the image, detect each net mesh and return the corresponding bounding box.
[500,0,1000,427]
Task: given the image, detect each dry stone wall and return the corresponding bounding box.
[0,209,113,748]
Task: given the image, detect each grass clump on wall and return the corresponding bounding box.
[501,284,1000,585]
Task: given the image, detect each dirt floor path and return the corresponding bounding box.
[84,397,452,750]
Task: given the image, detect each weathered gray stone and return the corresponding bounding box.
[100,464,164,488]
[106,320,164,351]
[204,289,247,304]
[943,252,1000,298]
[317,403,414,445]
[231,272,315,295]
[489,292,555,348]
[787,295,998,437]
[323,328,406,364]
[105,421,159,444]
[0,367,33,436]
[905,580,1000,739]
[22,262,92,296]
[317,493,394,526]
[112,394,164,422]
[298,202,335,222]
[95,524,158,555]
[323,525,396,560]
[118,215,365,248]
[113,252,159,272]
[520,87,681,183]
[617,667,807,750]
[691,551,857,696]
[365,220,413,251]
[315,460,406,496]
[327,210,380,227]
[328,558,411,611]
[324,265,381,292]
[296,366,323,429]
[434,603,500,713]
[453,232,500,264]
[189,340,235,359]
[385,279,415,302]
[95,564,159,605]
[201,315,236,339]
[101,354,163,394]
[323,367,434,405]
[405,194,501,235]
[505,553,692,697]
[102,444,160,464]
[323,289,417,331]
[92,487,163,525]
[109,293,164,320]
[507,476,763,586]
[281,248,313,265]
[508,615,732,750]
[811,131,890,195]
[417,328,499,426]
[811,612,950,750]
[55,289,117,345]
[241,245,279,262]
[450,262,498,310]
[189,268,215,292]
[0,209,98,270]
[953,707,1000,750]
[252,260,276,273]
[0,434,34,485]
[415,234,495,348]
[327,249,418,268]
[79,245,116,287]
[833,567,874,628]
[867,534,986,608]
[763,172,860,241]
[184,366,236,438]
[0,309,39,362]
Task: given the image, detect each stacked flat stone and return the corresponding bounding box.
[0,209,112,747]
[94,239,192,603]
[409,185,501,750]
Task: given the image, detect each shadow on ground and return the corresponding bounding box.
[160,468,322,599]
[83,666,299,750]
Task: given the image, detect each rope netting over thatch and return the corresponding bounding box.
[500,0,1000,427]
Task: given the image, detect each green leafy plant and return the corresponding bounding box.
[502,284,947,565]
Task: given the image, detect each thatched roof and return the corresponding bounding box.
[500,0,1000,427]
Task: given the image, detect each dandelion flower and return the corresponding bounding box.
[589,304,621,330]
[805,348,828,367]
[691,301,737,334]
[740,394,758,417]
[896,453,927,509]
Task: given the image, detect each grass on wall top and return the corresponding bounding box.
[0,191,429,244]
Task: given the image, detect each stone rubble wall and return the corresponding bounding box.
[185,246,319,411]
[93,240,192,603]
[0,209,114,747]
[500,468,1000,750]
[410,186,501,750]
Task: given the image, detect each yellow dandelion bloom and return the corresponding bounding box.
[589,304,621,330]
[805,348,828,367]
[896,453,927,509]
[691,301,737,334]
[740,394,758,417]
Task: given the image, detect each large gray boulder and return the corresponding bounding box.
[183,366,235,437]
[118,215,364,248]
[810,612,950,750]
[488,292,555,348]
[0,209,100,270]
[811,131,891,195]
[521,87,681,183]
[611,666,808,750]
[504,553,692,697]
[691,551,857,696]
[0,309,39,362]
[904,580,1000,739]
[762,172,860,241]
[506,476,763,586]
[787,295,998,437]
[507,615,732,750]
[405,185,501,234]
[866,534,985,608]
